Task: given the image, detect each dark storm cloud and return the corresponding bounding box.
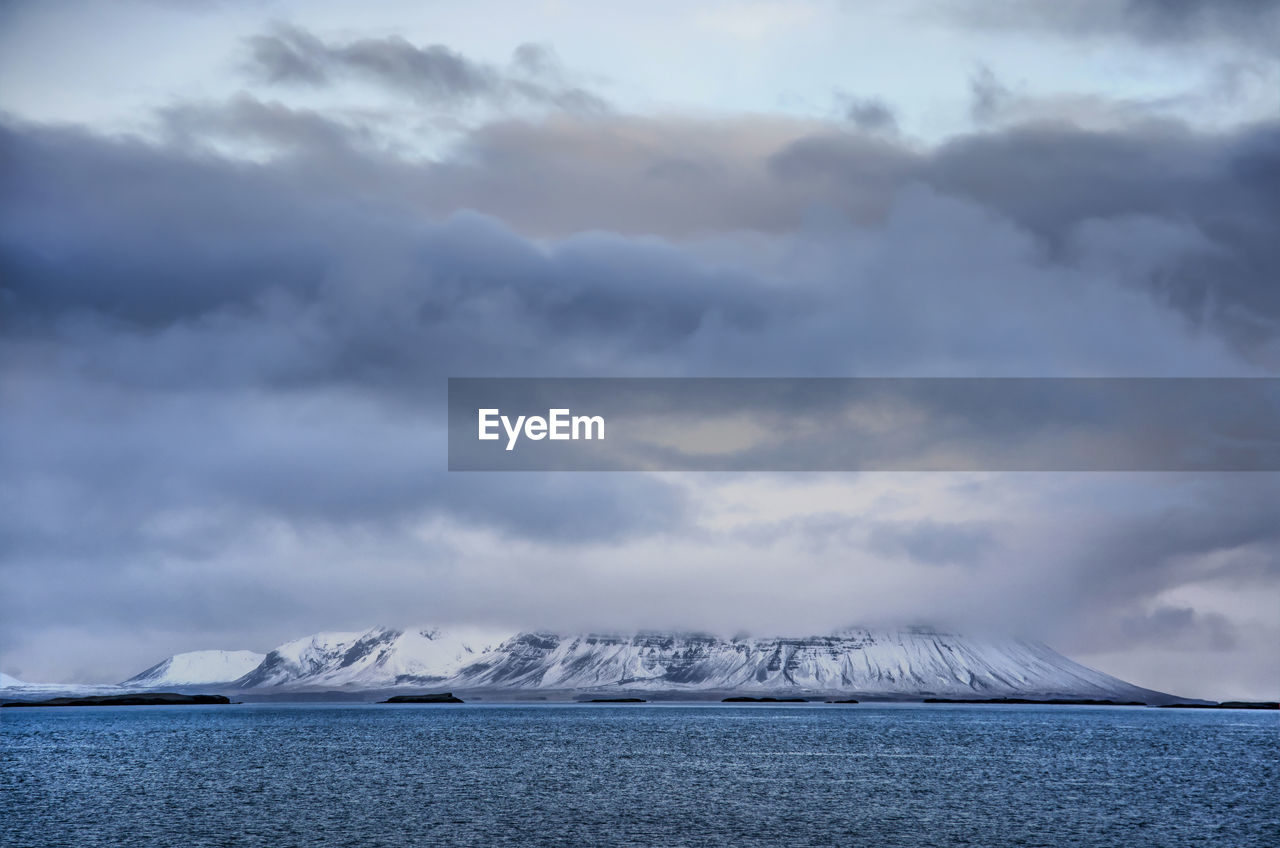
[244,24,606,112]
[0,112,1266,513]
[758,120,1280,366]
[0,120,773,377]
[1,81,1277,687]
[0,118,724,559]
[926,123,1280,360]
[51,88,1273,368]
[200,105,1280,364]
[4,113,1259,398]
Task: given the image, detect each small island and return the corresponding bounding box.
[722,696,809,703]
[2,693,230,708]
[380,693,465,704]
[826,699,860,704]
[1158,701,1279,710]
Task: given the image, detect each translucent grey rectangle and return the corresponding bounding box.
[447,378,1280,471]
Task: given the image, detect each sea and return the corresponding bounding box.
[2,702,1276,847]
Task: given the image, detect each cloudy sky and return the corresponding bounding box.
[1,0,1277,699]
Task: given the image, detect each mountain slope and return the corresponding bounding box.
[444,629,1165,700]
[1,672,26,688]
[234,627,513,689]
[200,625,1171,702]
[122,650,266,687]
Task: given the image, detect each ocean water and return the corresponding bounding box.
[2,703,1276,847]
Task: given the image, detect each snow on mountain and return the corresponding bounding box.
[234,626,514,689]
[121,650,267,687]
[442,628,1165,701]
[0,672,121,697]
[209,625,1170,701]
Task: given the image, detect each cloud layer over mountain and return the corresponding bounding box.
[1,4,1276,699]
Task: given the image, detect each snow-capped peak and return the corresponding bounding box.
[234,625,515,689]
[1,671,26,688]
[436,629,1168,701]
[105,625,1177,702]
[121,650,266,687]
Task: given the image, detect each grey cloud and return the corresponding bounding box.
[1,99,1277,689]
[0,115,1263,639]
[947,0,1280,48]
[1091,477,1280,589]
[1068,605,1245,667]
[737,513,864,553]
[0,121,772,354]
[1115,606,1238,650]
[159,94,378,156]
[738,514,996,564]
[867,520,996,566]
[969,65,1008,124]
[3,118,1254,392]
[244,24,606,112]
[756,121,1280,367]
[380,114,1280,364]
[0,351,690,550]
[925,124,1280,363]
[246,22,330,85]
[64,93,1277,370]
[842,96,898,133]
[1014,472,1280,661]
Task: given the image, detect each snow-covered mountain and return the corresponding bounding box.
[113,625,1171,701]
[435,629,1167,701]
[234,627,513,689]
[1,672,121,697]
[121,650,266,687]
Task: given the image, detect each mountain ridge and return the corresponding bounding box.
[122,650,267,688]
[108,625,1178,703]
